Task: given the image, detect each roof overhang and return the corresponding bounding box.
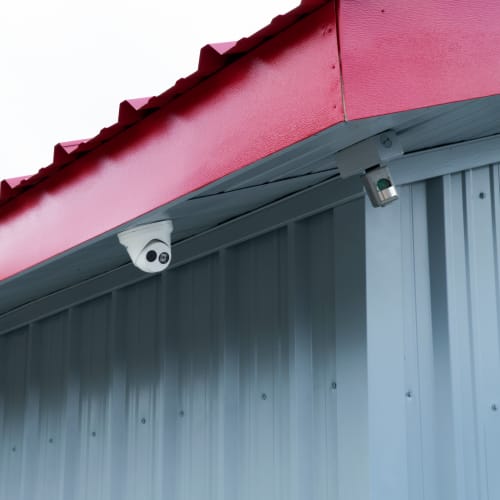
[2,0,500,301]
[0,2,341,282]
[3,93,500,319]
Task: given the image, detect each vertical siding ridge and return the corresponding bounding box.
[403,183,426,500]
[489,163,500,359]
[19,323,35,500]
[462,169,489,500]
[215,249,227,500]
[441,173,471,499]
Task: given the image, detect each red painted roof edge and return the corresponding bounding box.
[337,0,500,119]
[2,176,31,189]
[0,2,342,281]
[0,177,31,200]
[0,0,329,206]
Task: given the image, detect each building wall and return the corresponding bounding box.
[2,162,500,500]
[366,165,500,500]
[0,197,367,500]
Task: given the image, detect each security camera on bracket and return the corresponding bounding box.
[334,130,402,207]
[118,220,173,273]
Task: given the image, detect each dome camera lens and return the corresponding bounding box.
[146,250,157,262]
[159,252,169,264]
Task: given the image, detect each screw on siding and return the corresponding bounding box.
[492,404,498,412]
[406,391,413,399]
[91,431,96,437]
[179,410,185,417]
[49,438,53,443]
[261,393,268,401]
[331,382,337,391]
[141,418,146,424]
[12,447,16,453]
[381,135,392,148]
[479,192,486,199]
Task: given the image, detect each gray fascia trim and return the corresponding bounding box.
[3,132,499,335]
[0,175,362,335]
[391,133,500,185]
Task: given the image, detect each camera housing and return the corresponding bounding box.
[361,166,399,207]
[118,220,173,273]
[335,130,402,207]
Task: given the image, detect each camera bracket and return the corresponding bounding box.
[334,130,403,207]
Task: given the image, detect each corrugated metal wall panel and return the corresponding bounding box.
[0,199,367,500]
[366,165,500,500]
[6,161,500,500]
[440,166,500,500]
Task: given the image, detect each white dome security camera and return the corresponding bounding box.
[118,220,173,273]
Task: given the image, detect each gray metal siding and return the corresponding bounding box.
[365,165,500,500]
[0,199,367,500]
[4,160,499,500]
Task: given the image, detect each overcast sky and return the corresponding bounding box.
[1,0,298,179]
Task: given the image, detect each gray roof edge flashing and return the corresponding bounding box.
[0,175,363,334]
[3,93,500,329]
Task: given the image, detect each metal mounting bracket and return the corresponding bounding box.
[335,130,404,179]
[334,130,403,207]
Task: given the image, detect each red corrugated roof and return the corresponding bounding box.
[0,176,31,200]
[0,0,328,207]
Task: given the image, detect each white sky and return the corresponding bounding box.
[0,0,298,179]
